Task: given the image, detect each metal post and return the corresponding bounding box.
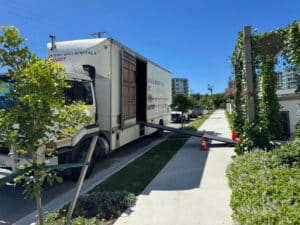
[243,26,255,123]
[67,136,98,221]
[9,144,17,172]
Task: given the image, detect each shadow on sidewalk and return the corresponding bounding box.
[209,143,235,148]
[142,138,209,194]
[203,130,221,136]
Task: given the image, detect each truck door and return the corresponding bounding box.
[121,51,136,128]
[136,59,147,122]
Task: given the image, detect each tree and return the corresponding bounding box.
[0,27,90,224]
[188,95,197,109]
[172,94,196,113]
[172,94,196,127]
[199,94,213,109]
[210,93,226,108]
[190,93,201,101]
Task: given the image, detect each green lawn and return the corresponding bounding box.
[186,111,213,131]
[91,136,188,195]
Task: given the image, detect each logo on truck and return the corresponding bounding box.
[49,50,97,62]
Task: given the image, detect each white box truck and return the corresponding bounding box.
[0,38,172,179]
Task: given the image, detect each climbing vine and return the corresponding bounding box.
[231,33,245,136]
[232,62,244,135]
[231,21,300,153]
[260,55,282,139]
[284,22,300,93]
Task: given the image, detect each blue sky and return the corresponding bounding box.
[1,0,299,94]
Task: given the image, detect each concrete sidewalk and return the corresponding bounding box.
[114,110,234,225]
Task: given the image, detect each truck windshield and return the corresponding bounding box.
[0,77,93,108]
[65,80,93,105]
[0,76,14,110]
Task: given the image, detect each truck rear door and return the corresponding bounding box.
[121,51,136,128]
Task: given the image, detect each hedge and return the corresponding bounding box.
[227,139,300,224]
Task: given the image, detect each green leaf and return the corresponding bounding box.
[56,176,63,183]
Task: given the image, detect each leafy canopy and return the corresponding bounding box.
[0,27,90,153]
[172,94,196,112]
[0,27,90,201]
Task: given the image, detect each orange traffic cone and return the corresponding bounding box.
[231,131,236,141]
[200,136,209,151]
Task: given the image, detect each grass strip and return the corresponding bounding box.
[225,110,233,129]
[90,136,188,195]
[185,111,214,131]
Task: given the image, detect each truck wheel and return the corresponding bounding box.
[97,136,110,158]
[71,138,97,181]
[155,119,164,137]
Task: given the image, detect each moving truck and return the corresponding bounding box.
[0,38,172,179]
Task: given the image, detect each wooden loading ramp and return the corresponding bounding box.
[140,122,237,145]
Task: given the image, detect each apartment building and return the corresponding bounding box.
[172,78,189,94]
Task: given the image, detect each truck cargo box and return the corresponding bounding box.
[48,38,171,150]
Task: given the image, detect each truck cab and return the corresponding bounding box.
[0,72,99,179]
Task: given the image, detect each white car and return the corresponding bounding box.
[171,107,189,123]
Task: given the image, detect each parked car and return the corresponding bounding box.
[189,108,200,118]
[171,107,189,123]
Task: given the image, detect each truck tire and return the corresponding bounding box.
[97,136,110,158]
[155,119,164,137]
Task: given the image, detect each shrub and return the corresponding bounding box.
[273,139,300,168]
[42,212,104,225]
[230,168,300,224]
[294,120,300,139]
[68,191,136,220]
[227,143,300,224]
[234,122,273,155]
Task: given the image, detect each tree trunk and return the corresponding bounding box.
[32,152,44,225]
[36,195,43,225]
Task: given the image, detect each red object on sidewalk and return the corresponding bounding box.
[200,136,209,151]
[231,131,236,141]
